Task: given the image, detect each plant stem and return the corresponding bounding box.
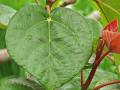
[60,0,76,7]
[95,38,105,62]
[46,0,57,7]
[45,0,57,13]
[93,80,120,90]
[35,0,39,5]
[106,54,115,63]
[46,0,52,7]
[45,5,51,14]
[81,70,84,88]
[82,51,109,90]
[102,51,114,63]
[95,51,109,65]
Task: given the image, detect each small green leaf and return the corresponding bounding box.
[0,4,16,29]
[6,5,93,90]
[85,18,102,52]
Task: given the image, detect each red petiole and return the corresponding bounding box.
[81,38,109,90]
[93,80,120,90]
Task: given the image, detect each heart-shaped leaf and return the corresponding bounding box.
[6,5,93,90]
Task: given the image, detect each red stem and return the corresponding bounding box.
[81,70,84,88]
[95,39,105,62]
[60,0,76,7]
[93,80,120,90]
[45,0,56,13]
[103,50,115,63]
[81,51,109,90]
[46,0,57,7]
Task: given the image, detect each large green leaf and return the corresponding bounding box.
[86,19,101,40]
[96,0,120,28]
[0,4,16,29]
[86,19,102,52]
[0,77,43,90]
[6,5,93,90]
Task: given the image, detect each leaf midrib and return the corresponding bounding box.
[18,16,84,62]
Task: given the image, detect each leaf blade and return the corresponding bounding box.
[6,5,93,89]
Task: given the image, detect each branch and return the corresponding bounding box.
[46,0,57,7]
[60,0,76,7]
[45,0,57,13]
[82,51,109,90]
[80,70,84,88]
[106,54,115,63]
[93,80,120,90]
[103,51,115,63]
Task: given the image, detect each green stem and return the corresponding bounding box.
[95,0,110,23]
